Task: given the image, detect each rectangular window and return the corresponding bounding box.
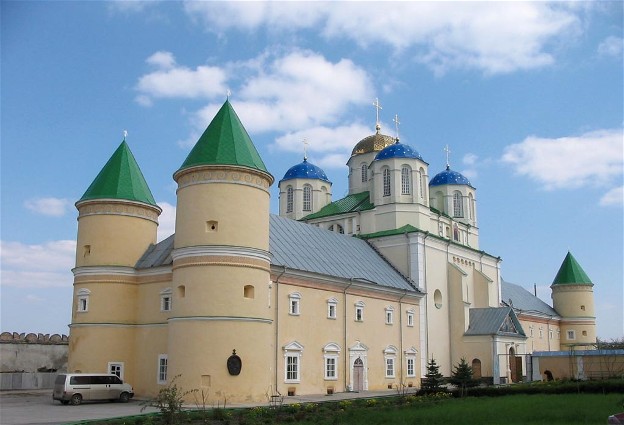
[78,297,88,312]
[385,358,395,378]
[328,303,336,319]
[355,306,363,322]
[289,299,300,315]
[407,312,414,327]
[158,355,168,384]
[567,330,576,340]
[385,310,393,325]
[383,169,391,197]
[286,355,299,381]
[325,357,337,380]
[407,358,415,377]
[161,295,172,312]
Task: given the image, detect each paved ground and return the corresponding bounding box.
[0,388,406,424]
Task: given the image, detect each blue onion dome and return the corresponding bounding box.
[429,166,474,188]
[279,158,331,184]
[374,140,423,161]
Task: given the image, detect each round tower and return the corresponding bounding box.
[169,100,275,403]
[347,124,395,195]
[70,139,161,379]
[278,157,332,219]
[551,252,596,348]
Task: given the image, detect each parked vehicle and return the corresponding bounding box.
[52,373,134,405]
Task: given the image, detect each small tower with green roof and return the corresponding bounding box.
[551,252,596,348]
[169,99,275,402]
[70,138,161,377]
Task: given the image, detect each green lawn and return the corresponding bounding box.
[298,394,623,425]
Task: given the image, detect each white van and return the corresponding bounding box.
[52,373,134,405]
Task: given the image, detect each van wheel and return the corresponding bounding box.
[70,394,82,405]
[119,392,130,403]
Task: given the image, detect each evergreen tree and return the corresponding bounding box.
[451,357,475,397]
[421,357,444,394]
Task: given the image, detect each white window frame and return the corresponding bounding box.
[405,347,418,378]
[283,341,303,383]
[303,185,312,212]
[406,309,415,327]
[288,292,301,316]
[286,186,294,213]
[384,345,397,378]
[383,168,391,197]
[157,354,168,384]
[401,166,411,195]
[108,362,124,380]
[453,191,463,217]
[385,306,394,325]
[323,343,340,381]
[77,288,91,312]
[327,297,338,319]
[160,288,172,312]
[354,301,365,322]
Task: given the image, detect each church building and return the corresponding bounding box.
[68,99,597,402]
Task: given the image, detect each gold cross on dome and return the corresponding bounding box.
[373,98,382,129]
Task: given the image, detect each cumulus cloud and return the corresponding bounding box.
[501,128,623,200]
[461,153,479,180]
[24,197,71,217]
[157,201,176,242]
[599,186,623,207]
[0,240,75,288]
[598,36,624,58]
[135,51,228,105]
[183,2,581,75]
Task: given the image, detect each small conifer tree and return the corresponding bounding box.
[421,357,444,394]
[451,357,475,397]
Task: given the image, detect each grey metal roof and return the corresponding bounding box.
[136,234,173,268]
[465,307,526,337]
[269,215,417,292]
[501,279,559,317]
[136,215,418,293]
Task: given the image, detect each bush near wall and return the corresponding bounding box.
[452,379,624,397]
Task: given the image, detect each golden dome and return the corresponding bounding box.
[351,128,396,156]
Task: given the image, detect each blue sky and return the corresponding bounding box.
[1,1,622,340]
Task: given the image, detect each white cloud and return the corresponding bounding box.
[183,2,581,75]
[156,201,176,242]
[599,186,623,207]
[135,51,228,104]
[0,240,75,288]
[598,36,624,58]
[461,153,479,180]
[24,197,71,217]
[501,128,623,191]
[273,123,371,157]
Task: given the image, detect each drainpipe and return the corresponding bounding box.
[274,266,287,393]
[343,278,354,391]
[399,290,408,385]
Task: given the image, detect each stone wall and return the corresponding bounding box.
[0,332,69,390]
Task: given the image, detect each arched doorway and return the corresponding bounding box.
[471,359,482,379]
[353,358,364,392]
[509,347,522,383]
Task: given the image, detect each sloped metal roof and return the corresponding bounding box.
[269,215,417,292]
[501,279,559,317]
[302,192,374,220]
[136,215,418,293]
[465,307,526,337]
[551,251,593,286]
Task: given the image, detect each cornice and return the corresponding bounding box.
[174,166,272,193]
[76,199,160,224]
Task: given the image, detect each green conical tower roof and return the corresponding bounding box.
[551,252,593,286]
[176,100,270,176]
[78,140,158,207]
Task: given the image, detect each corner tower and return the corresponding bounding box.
[551,252,596,349]
[70,139,161,377]
[169,100,275,402]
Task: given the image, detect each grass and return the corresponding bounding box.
[84,392,624,425]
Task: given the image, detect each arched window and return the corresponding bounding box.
[419,168,425,198]
[469,193,475,220]
[383,168,391,197]
[286,186,294,213]
[472,359,482,379]
[453,191,463,217]
[361,164,368,183]
[303,185,312,212]
[401,167,411,195]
